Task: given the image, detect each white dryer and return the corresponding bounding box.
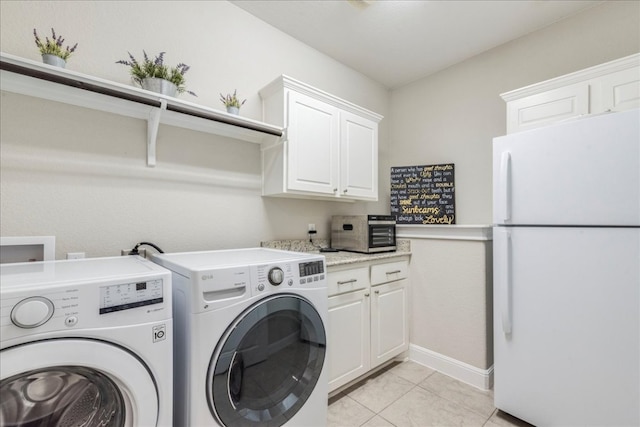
[0,256,173,426]
[152,248,328,427]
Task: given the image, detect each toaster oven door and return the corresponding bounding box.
[368,223,396,249]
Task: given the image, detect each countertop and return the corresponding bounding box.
[260,239,411,267]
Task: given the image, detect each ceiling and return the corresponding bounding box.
[231,0,604,88]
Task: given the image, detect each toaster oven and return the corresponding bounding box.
[331,215,396,253]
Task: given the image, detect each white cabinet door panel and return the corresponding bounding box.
[600,67,640,112]
[370,279,409,368]
[506,82,589,133]
[287,90,339,194]
[340,111,378,200]
[328,289,371,392]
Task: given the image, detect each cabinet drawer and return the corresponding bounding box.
[328,266,369,296]
[371,260,409,286]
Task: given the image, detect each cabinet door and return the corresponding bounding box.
[506,82,589,134]
[286,90,340,195]
[328,289,371,392]
[599,67,640,112]
[370,279,409,368]
[340,111,378,200]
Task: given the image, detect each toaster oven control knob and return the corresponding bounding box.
[11,297,54,328]
[268,267,284,286]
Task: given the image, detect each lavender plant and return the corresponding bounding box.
[33,28,78,60]
[116,51,196,96]
[220,90,246,108]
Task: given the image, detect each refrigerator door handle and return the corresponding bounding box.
[499,151,512,223]
[497,228,513,335]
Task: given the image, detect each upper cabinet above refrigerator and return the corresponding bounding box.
[501,53,639,134]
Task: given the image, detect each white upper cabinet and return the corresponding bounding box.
[340,110,378,199]
[502,53,639,134]
[286,90,340,195]
[260,75,383,201]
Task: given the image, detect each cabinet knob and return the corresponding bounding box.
[343,189,348,193]
[375,290,380,294]
[364,293,370,297]
[333,188,338,193]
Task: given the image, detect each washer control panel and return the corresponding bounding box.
[1,277,170,341]
[254,258,325,295]
[298,260,325,285]
[99,280,164,314]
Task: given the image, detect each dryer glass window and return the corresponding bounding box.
[208,294,326,426]
[0,366,125,426]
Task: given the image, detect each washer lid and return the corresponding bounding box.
[0,256,169,293]
[152,248,323,278]
[1,339,159,426]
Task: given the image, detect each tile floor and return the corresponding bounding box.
[328,361,533,427]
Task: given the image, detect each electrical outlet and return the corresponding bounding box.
[121,248,147,258]
[308,224,316,232]
[66,252,85,259]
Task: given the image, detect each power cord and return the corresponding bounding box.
[308,231,323,249]
[128,241,165,256]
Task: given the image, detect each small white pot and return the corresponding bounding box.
[226,106,240,115]
[42,54,66,68]
[141,78,178,97]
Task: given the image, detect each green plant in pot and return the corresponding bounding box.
[116,51,196,97]
[33,28,78,68]
[220,90,246,115]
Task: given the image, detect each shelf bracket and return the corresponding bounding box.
[147,99,167,167]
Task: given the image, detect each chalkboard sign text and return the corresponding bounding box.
[390,164,456,225]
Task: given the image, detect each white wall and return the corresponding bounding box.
[0,1,389,258]
[398,0,640,375]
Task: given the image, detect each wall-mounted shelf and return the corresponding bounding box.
[0,52,283,167]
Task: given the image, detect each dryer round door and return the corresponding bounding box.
[207,294,326,427]
[0,339,159,426]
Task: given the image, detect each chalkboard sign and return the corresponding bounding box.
[390,164,456,225]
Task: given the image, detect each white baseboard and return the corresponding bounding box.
[409,344,494,391]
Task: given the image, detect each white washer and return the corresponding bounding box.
[152,248,328,427]
[0,256,173,426]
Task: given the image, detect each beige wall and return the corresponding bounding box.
[409,238,493,368]
[0,1,389,258]
[389,0,640,224]
[400,0,639,373]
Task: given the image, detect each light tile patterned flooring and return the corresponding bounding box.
[328,361,532,427]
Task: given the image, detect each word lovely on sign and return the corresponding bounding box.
[390,164,456,225]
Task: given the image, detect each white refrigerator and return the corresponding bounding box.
[492,109,640,427]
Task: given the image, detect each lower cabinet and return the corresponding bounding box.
[327,288,371,390]
[370,279,409,368]
[327,257,410,393]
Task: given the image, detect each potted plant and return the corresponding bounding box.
[220,90,246,115]
[33,28,78,68]
[116,51,196,97]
